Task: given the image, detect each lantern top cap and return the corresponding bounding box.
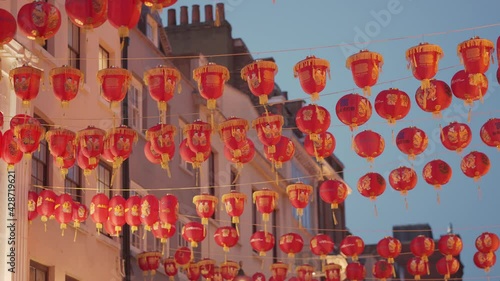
[457,37,494,53]
[294,56,330,75]
[252,113,284,128]
[193,63,230,81]
[406,43,443,60]
[346,50,384,69]
[241,60,278,80]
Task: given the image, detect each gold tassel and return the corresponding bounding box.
[332,209,337,225]
[467,108,472,123]
[74,228,78,242]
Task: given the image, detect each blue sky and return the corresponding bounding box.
[163,0,500,278]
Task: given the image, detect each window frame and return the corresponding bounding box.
[97,162,113,198]
[68,19,81,69]
[98,45,110,71]
[145,15,159,47]
[64,165,83,204]
[31,116,50,193]
[65,275,79,281]
[30,260,49,281]
[128,78,143,133]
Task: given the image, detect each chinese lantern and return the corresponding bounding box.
[159,194,178,230]
[410,235,435,265]
[214,226,239,252]
[13,122,46,157]
[144,141,162,165]
[49,65,83,107]
[146,123,176,175]
[440,122,472,153]
[186,261,201,281]
[108,125,138,168]
[221,190,246,228]
[193,193,218,225]
[76,126,105,166]
[252,112,284,154]
[97,66,132,107]
[423,159,452,202]
[457,37,494,86]
[219,117,249,152]
[415,79,452,118]
[438,234,463,261]
[480,118,500,150]
[215,267,223,281]
[17,1,61,44]
[372,260,393,281]
[270,262,289,281]
[28,191,38,223]
[375,88,411,124]
[152,221,176,244]
[199,258,216,281]
[108,0,142,38]
[72,202,88,240]
[436,257,460,281]
[357,172,386,207]
[253,188,279,232]
[335,93,372,131]
[241,60,278,105]
[185,120,212,162]
[179,138,211,169]
[474,252,496,272]
[182,221,206,248]
[108,195,126,234]
[142,0,178,12]
[66,0,107,29]
[295,104,331,140]
[163,257,178,281]
[125,195,141,233]
[310,234,335,259]
[10,114,40,129]
[345,262,366,281]
[286,182,313,224]
[264,136,295,169]
[319,179,348,225]
[407,257,428,280]
[461,151,491,182]
[54,193,73,235]
[296,264,314,281]
[388,166,417,199]
[9,64,43,107]
[279,233,304,258]
[405,43,443,90]
[144,65,181,115]
[252,272,266,281]
[304,132,335,162]
[293,56,330,101]
[476,232,500,253]
[46,128,76,167]
[377,236,402,264]
[346,50,383,96]
[193,62,230,110]
[76,143,98,177]
[451,70,488,106]
[221,261,240,281]
[396,127,428,160]
[137,251,162,277]
[90,193,109,233]
[0,9,16,49]
[174,246,191,266]
[1,130,24,170]
[104,218,118,236]
[140,194,159,232]
[340,235,365,261]
[353,130,385,163]
[250,231,275,257]
[324,264,341,281]
[224,138,256,169]
[36,189,57,224]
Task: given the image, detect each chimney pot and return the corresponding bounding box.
[192,5,200,24]
[167,9,176,26]
[216,3,225,23]
[204,5,213,22]
[180,6,188,25]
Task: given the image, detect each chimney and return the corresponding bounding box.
[204,5,213,22]
[167,9,176,26]
[192,5,200,24]
[216,3,225,24]
[180,6,188,25]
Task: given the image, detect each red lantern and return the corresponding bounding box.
[125,195,141,233]
[415,79,452,117]
[146,123,176,174]
[423,159,452,189]
[310,234,335,259]
[264,136,295,169]
[174,246,191,266]
[17,1,61,44]
[389,166,417,199]
[474,252,496,272]
[54,194,73,234]
[193,62,230,109]
[457,37,494,86]
[182,221,206,248]
[346,50,383,96]
[335,93,372,131]
[163,257,178,281]
[319,179,348,225]
[76,145,98,176]
[152,221,176,244]
[199,258,216,281]
[9,65,43,107]
[295,104,331,140]
[214,226,239,252]
[1,130,24,170]
[90,193,109,232]
[144,141,162,165]
[185,120,212,161]
[346,262,366,281]
[193,193,218,225]
[304,132,335,162]
[410,235,435,263]
[253,188,279,230]
[253,272,266,281]
[293,56,330,101]
[357,172,386,201]
[137,251,162,277]
[296,264,314,281]
[0,9,16,48]
[108,0,142,38]
[340,235,365,261]
[13,122,46,157]
[221,190,246,226]
[396,127,428,160]
[377,236,402,263]
[10,114,40,129]
[250,231,275,257]
[436,257,460,280]
[241,60,278,105]
[140,194,159,232]
[108,125,138,168]
[28,191,38,223]
[224,138,256,168]
[144,65,181,115]
[407,257,428,280]
[72,202,88,230]
[97,66,132,107]
[476,232,500,253]
[353,130,385,163]
[186,261,201,281]
[46,128,76,166]
[372,260,393,281]
[440,122,472,153]
[286,182,313,222]
[66,0,107,29]
[405,43,443,90]
[179,138,211,169]
[108,195,126,233]
[270,262,289,281]
[375,88,411,124]
[460,151,490,181]
[438,234,463,260]
[142,0,178,12]
[279,232,304,258]
[76,126,105,166]
[104,218,118,236]
[480,118,500,150]
[36,189,57,223]
[221,261,240,281]
[252,112,284,153]
[219,117,249,151]
[49,65,83,107]
[451,70,488,106]
[215,267,223,281]
[159,194,178,230]
[324,264,342,281]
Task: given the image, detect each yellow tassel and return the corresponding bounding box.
[311,92,319,102]
[363,86,371,97]
[207,99,217,110]
[467,108,472,123]
[259,95,268,105]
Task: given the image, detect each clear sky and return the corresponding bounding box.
[162,1,500,279]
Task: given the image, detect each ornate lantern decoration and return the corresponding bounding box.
[137,251,162,278]
[97,66,132,107]
[49,65,83,107]
[185,120,212,162]
[341,235,365,261]
[457,37,494,86]
[152,221,176,245]
[357,172,386,206]
[66,0,107,29]
[286,182,313,224]
[295,104,331,140]
[252,272,265,281]
[222,190,246,229]
[28,191,39,223]
[407,257,428,280]
[174,246,191,266]
[163,257,178,281]
[13,122,46,157]
[319,179,348,225]
[46,128,76,167]
[214,267,223,281]
[410,235,435,269]
[252,112,284,154]
[241,60,278,105]
[310,234,335,259]
[214,226,239,252]
[17,1,61,44]
[186,261,201,281]
[199,258,216,281]
[474,252,496,272]
[182,221,206,248]
[293,56,330,101]
[224,138,256,169]
[423,159,452,202]
[221,261,240,281]
[54,193,73,235]
[179,138,211,169]
[9,65,43,107]
[324,264,342,281]
[76,126,105,166]
[451,70,488,107]
[304,132,335,162]
[72,202,88,239]
[377,236,402,264]
[440,122,472,153]
[142,0,178,12]
[108,195,126,234]
[279,233,304,258]
[146,123,176,175]
[264,136,295,169]
[372,260,393,281]
[160,194,178,230]
[346,262,366,281]
[436,257,460,281]
[108,125,138,169]
[36,189,57,225]
[250,231,275,257]
[389,166,417,207]
[144,141,162,166]
[193,62,230,110]
[460,151,490,182]
[125,195,141,233]
[219,117,249,152]
[107,0,142,38]
[415,79,452,117]
[405,43,443,90]
[140,194,159,232]
[90,193,109,233]
[270,262,289,281]
[253,188,279,232]
[346,50,383,96]
[438,234,463,261]
[144,65,181,116]
[0,9,16,49]
[480,118,500,150]
[193,193,218,225]
[375,88,411,124]
[335,93,372,131]
[1,130,23,170]
[476,232,500,253]
[296,264,314,281]
[353,130,385,163]
[396,127,428,160]
[104,217,118,236]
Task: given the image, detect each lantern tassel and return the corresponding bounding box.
[363,86,371,97]
[74,228,78,242]
[332,209,338,225]
[404,197,409,210]
[467,107,472,123]
[374,203,378,217]
[478,184,482,200]
[437,191,441,205]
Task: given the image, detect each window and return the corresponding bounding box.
[32,118,50,193]
[97,162,113,198]
[68,20,81,69]
[230,168,238,191]
[146,15,158,47]
[208,151,216,195]
[129,82,143,132]
[66,276,78,281]
[131,227,144,251]
[65,166,83,204]
[30,260,48,281]
[177,221,189,248]
[98,45,110,70]
[178,119,194,174]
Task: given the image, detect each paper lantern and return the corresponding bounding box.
[457,37,494,86]
[295,104,331,140]
[214,226,239,252]
[410,235,435,263]
[405,43,443,90]
[36,189,57,223]
[279,233,304,258]
[108,125,138,169]
[53,150,76,178]
[372,260,393,281]
[28,191,38,223]
[293,56,330,101]
[137,251,162,277]
[377,236,402,263]
[346,50,383,96]
[319,179,348,225]
[252,112,284,153]
[357,172,386,201]
[108,195,126,234]
[451,70,488,106]
[241,60,278,105]
[199,258,216,281]
[264,136,295,169]
[436,257,460,281]
[53,193,73,235]
[440,122,472,153]
[143,65,181,115]
[174,246,191,266]
[219,117,249,152]
[253,188,279,229]
[125,195,141,233]
[90,193,109,232]
[353,130,385,163]
[108,0,142,38]
[389,166,417,198]
[97,66,132,107]
[223,138,256,168]
[415,79,452,117]
[152,221,176,244]
[140,194,159,232]
[310,234,335,259]
[396,127,428,160]
[324,264,342,281]
[13,122,46,157]
[474,252,496,272]
[374,88,411,124]
[296,264,314,281]
[146,123,176,174]
[186,261,201,281]
[49,65,83,107]
[142,0,178,12]
[17,1,61,44]
[72,202,88,230]
[480,118,500,150]
[438,234,463,261]
[193,193,218,225]
[179,138,211,169]
[252,272,266,281]
[184,120,212,161]
[407,257,428,280]
[270,262,288,281]
[182,221,206,248]
[193,62,230,109]
[1,130,24,170]
[144,141,162,165]
[346,262,366,281]
[163,257,178,281]
[335,93,372,131]
[250,231,275,257]
[76,126,105,166]
[221,190,246,225]
[460,151,490,182]
[46,128,76,166]
[286,182,313,223]
[66,0,107,29]
[340,235,365,261]
[304,131,335,162]
[476,232,500,253]
[0,9,16,48]
[9,64,43,107]
[159,194,178,230]
[221,261,240,281]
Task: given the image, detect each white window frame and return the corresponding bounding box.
[178,118,194,175]
[146,15,159,47]
[130,181,148,253]
[129,78,143,133]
